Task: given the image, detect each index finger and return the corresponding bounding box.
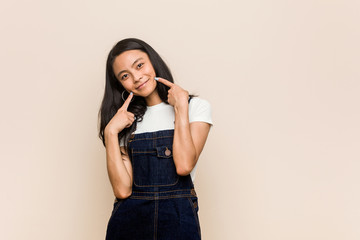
[156,77,174,88]
[121,92,133,110]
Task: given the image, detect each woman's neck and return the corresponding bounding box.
[145,89,162,106]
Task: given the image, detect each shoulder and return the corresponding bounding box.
[189,97,211,110]
[189,97,213,125]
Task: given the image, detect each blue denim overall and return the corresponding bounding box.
[106,129,201,240]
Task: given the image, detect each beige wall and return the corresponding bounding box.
[1,0,359,239]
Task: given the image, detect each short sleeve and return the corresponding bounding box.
[189,97,213,126]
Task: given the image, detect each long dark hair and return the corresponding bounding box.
[98,38,192,149]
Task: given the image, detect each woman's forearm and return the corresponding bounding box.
[173,104,197,176]
[105,130,132,199]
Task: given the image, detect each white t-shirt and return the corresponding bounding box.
[121,97,213,182]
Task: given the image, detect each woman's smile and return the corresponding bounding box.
[135,79,149,90]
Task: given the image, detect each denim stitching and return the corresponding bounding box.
[187,197,201,238]
[130,194,195,200]
[129,135,173,142]
[133,177,179,187]
[154,198,158,240]
[132,151,157,154]
[156,147,172,158]
[111,199,123,217]
[131,148,179,187]
[132,147,172,158]
[132,188,195,194]
[129,135,173,143]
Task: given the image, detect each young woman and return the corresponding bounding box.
[98,38,212,240]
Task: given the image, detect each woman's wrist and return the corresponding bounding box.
[174,99,188,112]
[174,103,189,125]
[105,126,119,137]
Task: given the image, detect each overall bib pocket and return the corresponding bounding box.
[131,145,179,187]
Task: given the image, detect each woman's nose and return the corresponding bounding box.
[133,73,143,82]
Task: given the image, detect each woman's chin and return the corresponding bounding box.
[135,84,157,98]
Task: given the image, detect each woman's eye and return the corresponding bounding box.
[121,74,128,80]
[137,63,144,68]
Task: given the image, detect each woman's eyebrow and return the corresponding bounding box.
[131,57,143,67]
[117,57,144,78]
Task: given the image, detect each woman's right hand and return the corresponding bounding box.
[105,92,135,135]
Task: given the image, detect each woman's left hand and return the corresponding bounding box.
[156,77,189,109]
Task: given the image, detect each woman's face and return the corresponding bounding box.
[112,49,157,98]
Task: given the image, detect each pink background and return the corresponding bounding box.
[1,0,359,239]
